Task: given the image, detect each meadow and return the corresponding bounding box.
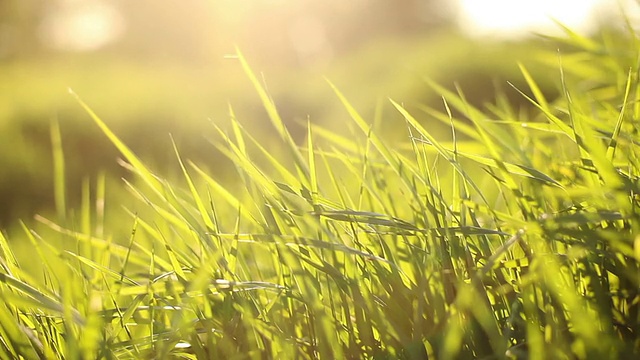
[0,23,639,359]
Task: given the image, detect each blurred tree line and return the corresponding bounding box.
[1,0,452,63]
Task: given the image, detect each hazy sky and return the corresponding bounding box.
[456,0,634,37]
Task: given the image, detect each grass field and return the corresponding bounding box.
[0,24,639,359]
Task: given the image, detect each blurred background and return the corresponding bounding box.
[0,0,635,233]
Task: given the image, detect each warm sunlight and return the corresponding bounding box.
[39,0,124,51]
[456,0,624,37]
[3,1,640,358]
[37,0,636,54]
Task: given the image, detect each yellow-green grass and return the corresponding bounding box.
[0,25,639,359]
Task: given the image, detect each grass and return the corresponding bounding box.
[1,24,640,359]
[0,32,556,230]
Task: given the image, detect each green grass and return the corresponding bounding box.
[0,31,556,230]
[1,25,640,359]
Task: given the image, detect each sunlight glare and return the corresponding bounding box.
[456,0,609,38]
[39,0,124,51]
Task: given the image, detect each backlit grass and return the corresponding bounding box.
[1,25,639,359]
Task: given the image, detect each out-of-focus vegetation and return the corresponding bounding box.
[0,0,569,231]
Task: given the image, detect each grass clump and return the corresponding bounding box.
[1,26,640,359]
